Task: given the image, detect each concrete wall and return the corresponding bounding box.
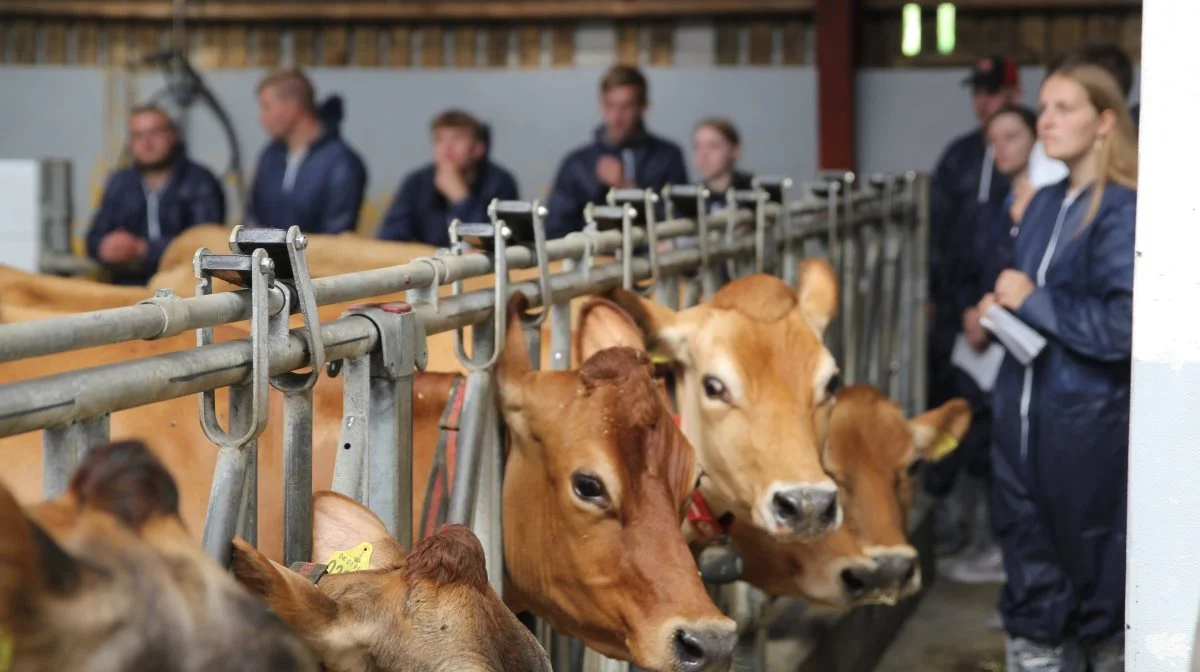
[857,65,1142,175]
[0,65,818,235]
[0,62,1141,236]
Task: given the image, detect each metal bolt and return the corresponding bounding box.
[154,288,175,298]
[294,234,308,250]
[536,205,549,218]
[260,257,275,273]
[500,225,512,240]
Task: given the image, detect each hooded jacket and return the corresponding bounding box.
[991,179,1136,647]
[544,124,688,238]
[247,96,368,234]
[86,147,226,285]
[376,160,520,247]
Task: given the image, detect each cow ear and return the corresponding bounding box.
[910,398,973,461]
[589,288,691,367]
[311,492,407,569]
[0,483,84,633]
[69,439,180,530]
[231,537,357,663]
[496,292,535,408]
[575,297,648,363]
[797,259,839,337]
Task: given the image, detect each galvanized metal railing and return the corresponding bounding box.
[0,170,928,672]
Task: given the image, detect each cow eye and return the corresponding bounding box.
[702,375,731,403]
[825,373,843,398]
[571,472,609,507]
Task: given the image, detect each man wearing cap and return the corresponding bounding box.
[925,55,1021,554]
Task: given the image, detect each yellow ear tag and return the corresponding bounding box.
[0,626,12,672]
[930,434,960,462]
[325,542,373,575]
[649,352,671,366]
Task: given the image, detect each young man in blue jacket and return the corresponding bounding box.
[247,69,367,235]
[545,65,688,238]
[377,109,519,246]
[86,105,226,285]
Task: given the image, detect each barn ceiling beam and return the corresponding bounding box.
[0,0,816,22]
[816,0,858,171]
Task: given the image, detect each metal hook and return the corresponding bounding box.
[449,218,507,373]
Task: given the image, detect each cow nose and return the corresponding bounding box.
[873,551,920,591]
[771,486,841,535]
[840,566,874,598]
[672,627,737,671]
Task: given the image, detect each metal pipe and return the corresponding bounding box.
[0,201,843,364]
[0,194,896,439]
[41,413,110,498]
[282,388,314,566]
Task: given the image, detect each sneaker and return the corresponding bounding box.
[941,543,1006,584]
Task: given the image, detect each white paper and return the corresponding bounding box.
[980,305,1047,367]
[951,334,1006,392]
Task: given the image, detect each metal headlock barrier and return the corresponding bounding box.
[0,169,928,672]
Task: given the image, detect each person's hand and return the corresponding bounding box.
[98,229,147,264]
[962,307,989,352]
[595,155,630,188]
[995,269,1035,310]
[977,292,997,317]
[434,162,469,204]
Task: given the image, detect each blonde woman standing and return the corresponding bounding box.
[978,64,1138,672]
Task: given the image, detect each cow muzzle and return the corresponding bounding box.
[670,623,737,672]
[759,481,842,540]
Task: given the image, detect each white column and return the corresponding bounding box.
[1127,1,1200,670]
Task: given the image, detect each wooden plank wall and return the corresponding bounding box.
[861,7,1142,68]
[0,2,1139,69]
[0,5,815,68]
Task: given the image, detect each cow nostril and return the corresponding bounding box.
[841,568,867,597]
[673,629,707,668]
[772,492,801,522]
[902,560,918,586]
[819,495,839,527]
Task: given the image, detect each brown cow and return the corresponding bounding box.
[572,260,843,542]
[2,438,319,672]
[231,492,550,672]
[732,387,972,608]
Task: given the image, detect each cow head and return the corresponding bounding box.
[819,386,972,601]
[576,261,842,541]
[3,439,318,672]
[732,388,972,608]
[498,293,736,672]
[232,492,549,672]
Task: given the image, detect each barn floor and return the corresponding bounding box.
[874,578,1006,672]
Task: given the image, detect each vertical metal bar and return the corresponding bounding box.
[910,174,929,413]
[332,353,370,502]
[230,383,258,548]
[201,439,250,564]
[42,413,110,498]
[839,233,859,384]
[367,369,412,546]
[282,389,313,565]
[470,396,504,593]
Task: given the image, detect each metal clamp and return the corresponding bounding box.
[562,230,595,282]
[585,202,640,292]
[490,199,552,328]
[345,302,428,379]
[449,218,509,372]
[754,176,795,285]
[136,287,185,340]
[230,226,325,394]
[194,245,274,447]
[608,187,662,291]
